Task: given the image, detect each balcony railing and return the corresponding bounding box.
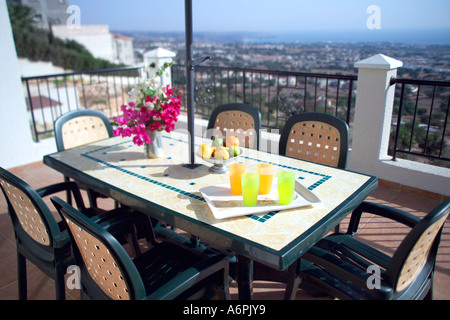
[22,65,142,141]
[21,64,449,167]
[172,64,357,131]
[390,77,450,167]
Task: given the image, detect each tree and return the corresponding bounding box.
[8,3,34,34]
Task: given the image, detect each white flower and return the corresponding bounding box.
[128,88,142,105]
[144,101,155,110]
[150,77,161,89]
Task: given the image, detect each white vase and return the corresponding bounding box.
[145,131,164,158]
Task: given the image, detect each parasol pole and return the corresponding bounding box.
[185,0,210,168]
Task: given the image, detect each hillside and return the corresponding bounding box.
[8,3,123,72]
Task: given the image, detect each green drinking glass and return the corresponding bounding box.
[277,171,295,205]
[241,172,260,207]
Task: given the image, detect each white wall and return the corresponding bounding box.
[52,25,114,62]
[18,58,65,77]
[0,0,56,170]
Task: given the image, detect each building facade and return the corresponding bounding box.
[9,0,69,29]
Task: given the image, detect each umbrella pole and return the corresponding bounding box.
[185,0,195,168]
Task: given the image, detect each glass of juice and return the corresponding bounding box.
[229,163,246,195]
[241,172,260,206]
[257,163,274,194]
[277,171,295,205]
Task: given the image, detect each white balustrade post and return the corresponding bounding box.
[143,47,176,87]
[348,54,402,171]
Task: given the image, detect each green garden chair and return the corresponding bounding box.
[0,167,147,299]
[51,196,231,300]
[285,199,450,299]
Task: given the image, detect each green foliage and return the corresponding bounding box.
[8,2,124,71]
[390,120,447,158]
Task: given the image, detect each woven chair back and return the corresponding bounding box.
[211,110,257,149]
[60,115,110,150]
[0,177,50,246]
[396,212,449,292]
[63,216,131,300]
[284,120,343,167]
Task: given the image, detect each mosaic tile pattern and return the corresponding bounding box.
[48,132,374,251]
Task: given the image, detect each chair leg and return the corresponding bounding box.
[221,264,231,300]
[55,266,66,300]
[126,225,141,258]
[284,261,301,300]
[334,224,340,233]
[86,189,99,209]
[17,252,27,300]
[64,176,72,206]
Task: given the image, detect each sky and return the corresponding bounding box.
[68,0,450,42]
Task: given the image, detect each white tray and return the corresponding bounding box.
[199,179,321,219]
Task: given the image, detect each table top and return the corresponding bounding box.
[44,131,377,270]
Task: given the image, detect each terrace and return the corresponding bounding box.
[0,162,448,299]
[1,2,449,300]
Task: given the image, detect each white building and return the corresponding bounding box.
[112,33,135,66]
[12,0,69,29]
[52,25,135,66]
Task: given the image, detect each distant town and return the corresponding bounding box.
[128,31,450,81]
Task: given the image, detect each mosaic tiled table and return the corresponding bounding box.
[44,131,377,299]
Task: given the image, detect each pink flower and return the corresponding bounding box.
[112,78,183,146]
[133,135,143,146]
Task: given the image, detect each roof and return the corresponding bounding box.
[26,96,61,111]
[113,33,134,40]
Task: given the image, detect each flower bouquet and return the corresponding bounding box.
[111,62,182,147]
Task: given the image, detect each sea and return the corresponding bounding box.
[126,28,450,46]
[242,29,450,45]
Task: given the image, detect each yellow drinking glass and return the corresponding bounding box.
[277,171,295,205]
[229,163,246,195]
[241,172,260,207]
[257,163,274,194]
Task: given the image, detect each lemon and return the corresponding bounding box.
[214,146,230,160]
[199,144,214,159]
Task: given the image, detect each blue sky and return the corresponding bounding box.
[69,0,450,33]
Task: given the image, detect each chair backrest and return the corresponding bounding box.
[387,198,450,296]
[51,196,146,300]
[279,112,349,169]
[0,167,62,250]
[54,109,114,151]
[207,103,261,149]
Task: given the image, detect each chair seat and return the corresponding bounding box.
[133,242,204,295]
[312,234,392,269]
[300,234,394,300]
